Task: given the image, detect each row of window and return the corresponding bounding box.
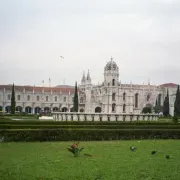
[111,93,150,108]
[6,95,84,103]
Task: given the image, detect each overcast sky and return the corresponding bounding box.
[0,0,180,86]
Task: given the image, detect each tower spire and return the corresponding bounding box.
[81,71,86,85]
[87,69,91,80]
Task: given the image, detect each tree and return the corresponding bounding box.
[11,83,16,114]
[163,89,169,116]
[155,99,158,106]
[174,85,180,117]
[73,81,79,112]
[142,107,152,114]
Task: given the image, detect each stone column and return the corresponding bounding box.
[133,115,137,121]
[79,114,84,121]
[32,107,35,114]
[110,114,116,121]
[94,114,100,121]
[3,105,5,112]
[102,114,108,121]
[126,115,130,121]
[144,115,148,121]
[117,115,123,121]
[67,114,71,121]
[73,114,78,121]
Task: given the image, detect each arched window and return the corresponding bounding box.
[112,93,116,101]
[46,96,48,101]
[123,104,126,113]
[112,79,115,86]
[135,93,138,108]
[8,94,11,101]
[80,97,84,103]
[27,95,30,101]
[55,96,57,102]
[64,97,66,102]
[17,95,20,101]
[37,96,39,101]
[158,94,162,106]
[123,93,126,101]
[147,93,150,101]
[112,103,116,112]
[95,107,102,113]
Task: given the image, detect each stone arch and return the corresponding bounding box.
[5,106,11,113]
[70,107,74,112]
[62,107,68,112]
[35,107,41,114]
[135,93,139,108]
[16,106,22,112]
[112,103,116,112]
[80,108,84,112]
[25,106,32,114]
[53,107,59,112]
[0,106,2,111]
[95,107,102,113]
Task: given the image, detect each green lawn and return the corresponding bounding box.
[0,140,180,180]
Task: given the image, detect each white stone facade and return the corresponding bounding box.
[0,59,178,116]
[79,59,178,116]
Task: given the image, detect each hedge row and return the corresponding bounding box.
[1,129,180,141]
[1,124,180,130]
[0,120,174,125]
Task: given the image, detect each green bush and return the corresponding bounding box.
[173,116,178,123]
[0,120,175,125]
[1,124,180,130]
[1,129,180,142]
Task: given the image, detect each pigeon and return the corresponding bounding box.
[166,155,170,159]
[84,153,92,157]
[0,137,4,143]
[130,146,137,151]
[151,151,157,155]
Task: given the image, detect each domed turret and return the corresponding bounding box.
[104,57,119,86]
[104,60,119,71]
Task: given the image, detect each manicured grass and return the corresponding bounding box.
[0,140,180,180]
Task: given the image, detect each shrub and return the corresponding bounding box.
[1,129,180,142]
[172,116,178,123]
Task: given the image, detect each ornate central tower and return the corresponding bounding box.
[104,57,119,86]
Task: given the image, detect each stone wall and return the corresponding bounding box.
[52,112,159,122]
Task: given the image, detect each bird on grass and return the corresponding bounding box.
[151,150,157,155]
[84,153,92,157]
[130,146,137,152]
[166,155,170,159]
[0,136,4,143]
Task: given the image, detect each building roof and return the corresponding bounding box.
[0,85,84,94]
[159,83,177,88]
[104,59,119,71]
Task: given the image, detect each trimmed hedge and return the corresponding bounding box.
[1,129,180,142]
[1,124,180,130]
[0,120,175,125]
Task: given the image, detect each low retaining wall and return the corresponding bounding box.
[51,112,159,122]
